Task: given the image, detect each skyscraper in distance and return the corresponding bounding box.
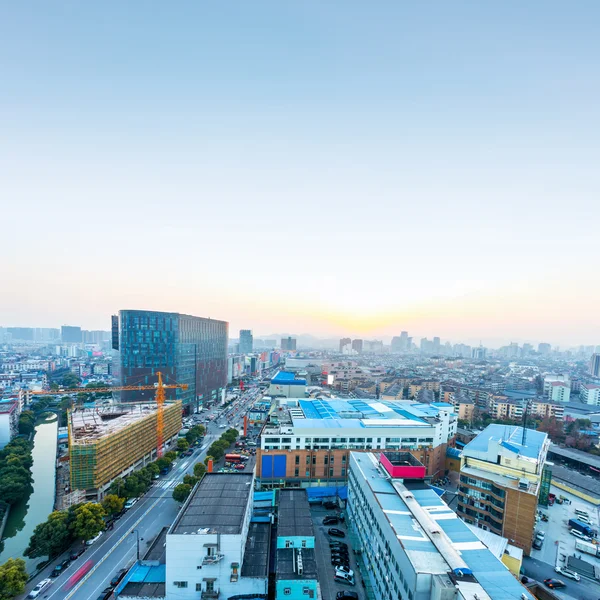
[281,337,296,351]
[239,330,253,354]
[591,354,600,378]
[339,337,351,352]
[61,325,82,343]
[352,339,363,354]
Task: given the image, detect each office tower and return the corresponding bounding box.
[281,337,296,351]
[522,343,534,356]
[351,339,363,354]
[459,425,550,555]
[116,310,228,411]
[339,337,351,352]
[433,336,441,353]
[538,342,551,355]
[239,330,253,354]
[591,354,600,378]
[472,346,487,360]
[61,325,82,343]
[391,336,402,353]
[400,331,409,351]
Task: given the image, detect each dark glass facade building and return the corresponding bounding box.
[115,310,228,412]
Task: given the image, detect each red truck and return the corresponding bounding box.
[225,454,243,464]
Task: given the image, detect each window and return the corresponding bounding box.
[312,456,316,464]
[330,456,334,464]
[342,455,346,463]
[285,540,292,548]
[294,468,299,477]
[301,540,307,548]
[324,456,328,465]
[306,456,311,464]
[303,587,311,595]
[330,468,334,477]
[341,468,346,476]
[306,470,310,477]
[284,588,291,595]
[295,455,300,465]
[196,584,202,591]
[173,581,188,588]
[206,580,215,593]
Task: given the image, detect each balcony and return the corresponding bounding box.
[202,553,225,565]
[201,592,219,599]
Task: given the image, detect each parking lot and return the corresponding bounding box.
[310,502,365,600]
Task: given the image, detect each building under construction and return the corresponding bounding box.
[69,401,182,500]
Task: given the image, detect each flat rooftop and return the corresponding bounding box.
[549,443,600,470]
[276,548,318,581]
[117,564,165,598]
[278,489,314,538]
[462,424,547,461]
[241,521,270,578]
[271,371,306,385]
[69,402,177,442]
[170,473,253,535]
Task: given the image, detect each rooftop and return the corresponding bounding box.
[278,489,314,538]
[241,522,270,578]
[462,424,547,462]
[276,548,318,581]
[271,371,306,385]
[117,564,165,598]
[548,443,600,470]
[170,473,253,535]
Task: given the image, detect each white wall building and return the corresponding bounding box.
[581,384,600,406]
[548,381,571,403]
[0,401,20,448]
[166,473,268,600]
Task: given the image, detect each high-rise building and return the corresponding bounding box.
[351,338,363,354]
[538,342,551,355]
[400,330,409,350]
[239,329,253,354]
[433,336,441,353]
[458,424,550,554]
[280,336,296,351]
[61,325,82,343]
[34,328,60,342]
[116,310,228,411]
[472,346,487,360]
[339,337,351,352]
[390,336,402,353]
[590,353,600,378]
[6,327,35,341]
[581,384,600,406]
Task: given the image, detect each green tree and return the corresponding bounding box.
[191,424,206,438]
[102,494,125,516]
[0,558,28,600]
[25,511,71,559]
[18,411,35,436]
[177,439,190,452]
[172,483,191,503]
[0,465,32,504]
[71,503,106,541]
[155,457,172,472]
[204,455,214,467]
[107,477,126,498]
[193,462,207,478]
[61,373,82,388]
[146,462,160,477]
[164,450,177,462]
[183,474,198,487]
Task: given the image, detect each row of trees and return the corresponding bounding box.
[172,462,208,503]
[0,558,28,600]
[0,438,34,506]
[206,428,239,462]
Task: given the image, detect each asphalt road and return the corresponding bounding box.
[18,383,264,600]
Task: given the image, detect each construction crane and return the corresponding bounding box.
[22,372,188,457]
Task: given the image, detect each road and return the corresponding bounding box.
[18,381,266,600]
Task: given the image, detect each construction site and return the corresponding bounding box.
[68,401,182,499]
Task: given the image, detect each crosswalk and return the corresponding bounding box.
[153,479,179,491]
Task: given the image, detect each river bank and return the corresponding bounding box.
[0,415,58,572]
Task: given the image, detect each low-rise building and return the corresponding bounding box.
[0,400,20,448]
[165,473,268,600]
[529,398,565,420]
[581,384,600,406]
[347,451,534,600]
[268,371,307,398]
[489,396,524,421]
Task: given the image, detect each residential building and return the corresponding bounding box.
[391,336,402,353]
[275,489,317,600]
[351,338,363,354]
[538,342,551,355]
[115,310,228,411]
[529,398,565,421]
[61,325,82,343]
[69,402,182,500]
[347,451,534,600]
[165,473,268,600]
[281,337,296,352]
[6,327,35,341]
[339,337,351,352]
[458,425,550,554]
[268,371,307,398]
[256,398,456,488]
[548,381,570,403]
[239,330,253,354]
[0,400,20,448]
[489,396,524,421]
[471,346,487,360]
[543,374,570,396]
[591,353,600,378]
[456,395,475,423]
[581,384,600,406]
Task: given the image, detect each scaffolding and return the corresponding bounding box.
[69,401,182,491]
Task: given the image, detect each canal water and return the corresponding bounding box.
[0,415,58,572]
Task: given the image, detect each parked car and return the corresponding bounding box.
[324,516,339,525]
[86,531,103,546]
[124,498,138,510]
[570,529,592,541]
[334,572,355,586]
[331,552,349,560]
[335,566,354,578]
[28,579,52,598]
[110,568,128,587]
[532,538,543,550]
[555,567,580,581]
[330,541,347,548]
[332,557,350,567]
[543,579,566,589]
[69,548,85,561]
[51,558,71,577]
[324,501,338,510]
[328,528,345,538]
[336,592,358,600]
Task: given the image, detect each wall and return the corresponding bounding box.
[503,487,537,555]
[276,536,315,550]
[276,579,317,600]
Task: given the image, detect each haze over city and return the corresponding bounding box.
[2,2,599,346]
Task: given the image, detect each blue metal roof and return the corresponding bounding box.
[463,424,547,460]
[272,371,306,385]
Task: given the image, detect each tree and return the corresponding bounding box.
[164,450,177,462]
[172,484,191,503]
[107,477,126,498]
[0,465,32,504]
[25,511,71,559]
[538,417,565,443]
[177,439,190,452]
[191,424,206,438]
[0,558,28,600]
[146,462,160,477]
[193,462,207,479]
[71,503,106,541]
[183,474,198,487]
[204,455,214,466]
[18,411,35,436]
[102,494,125,516]
[61,373,81,388]
[155,457,172,472]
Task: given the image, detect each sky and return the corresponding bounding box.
[1,2,599,348]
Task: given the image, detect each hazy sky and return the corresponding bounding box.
[1,2,599,347]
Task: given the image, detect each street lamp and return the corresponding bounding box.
[131,529,140,561]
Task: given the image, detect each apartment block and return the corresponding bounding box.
[458,425,550,555]
[529,398,565,420]
[489,396,524,421]
[347,451,534,600]
[581,384,600,406]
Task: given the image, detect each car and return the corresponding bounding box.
[324,501,338,510]
[328,528,345,538]
[543,578,566,589]
[324,516,339,525]
[532,539,543,550]
[110,568,128,587]
[577,514,591,524]
[86,531,103,546]
[332,557,350,567]
[535,531,545,541]
[50,558,71,577]
[28,578,52,598]
[331,552,349,560]
[69,548,85,561]
[555,567,580,581]
[574,509,589,518]
[330,541,347,548]
[336,592,358,600]
[334,572,355,586]
[335,566,354,578]
[124,498,138,510]
[569,529,592,541]
[219,424,226,428]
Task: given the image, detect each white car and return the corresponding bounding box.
[219,424,226,428]
[555,566,580,581]
[86,531,104,545]
[536,531,545,541]
[569,528,592,541]
[28,578,52,598]
[335,566,354,578]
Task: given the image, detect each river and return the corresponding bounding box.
[0,416,58,572]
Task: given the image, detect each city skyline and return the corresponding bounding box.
[2,2,599,347]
